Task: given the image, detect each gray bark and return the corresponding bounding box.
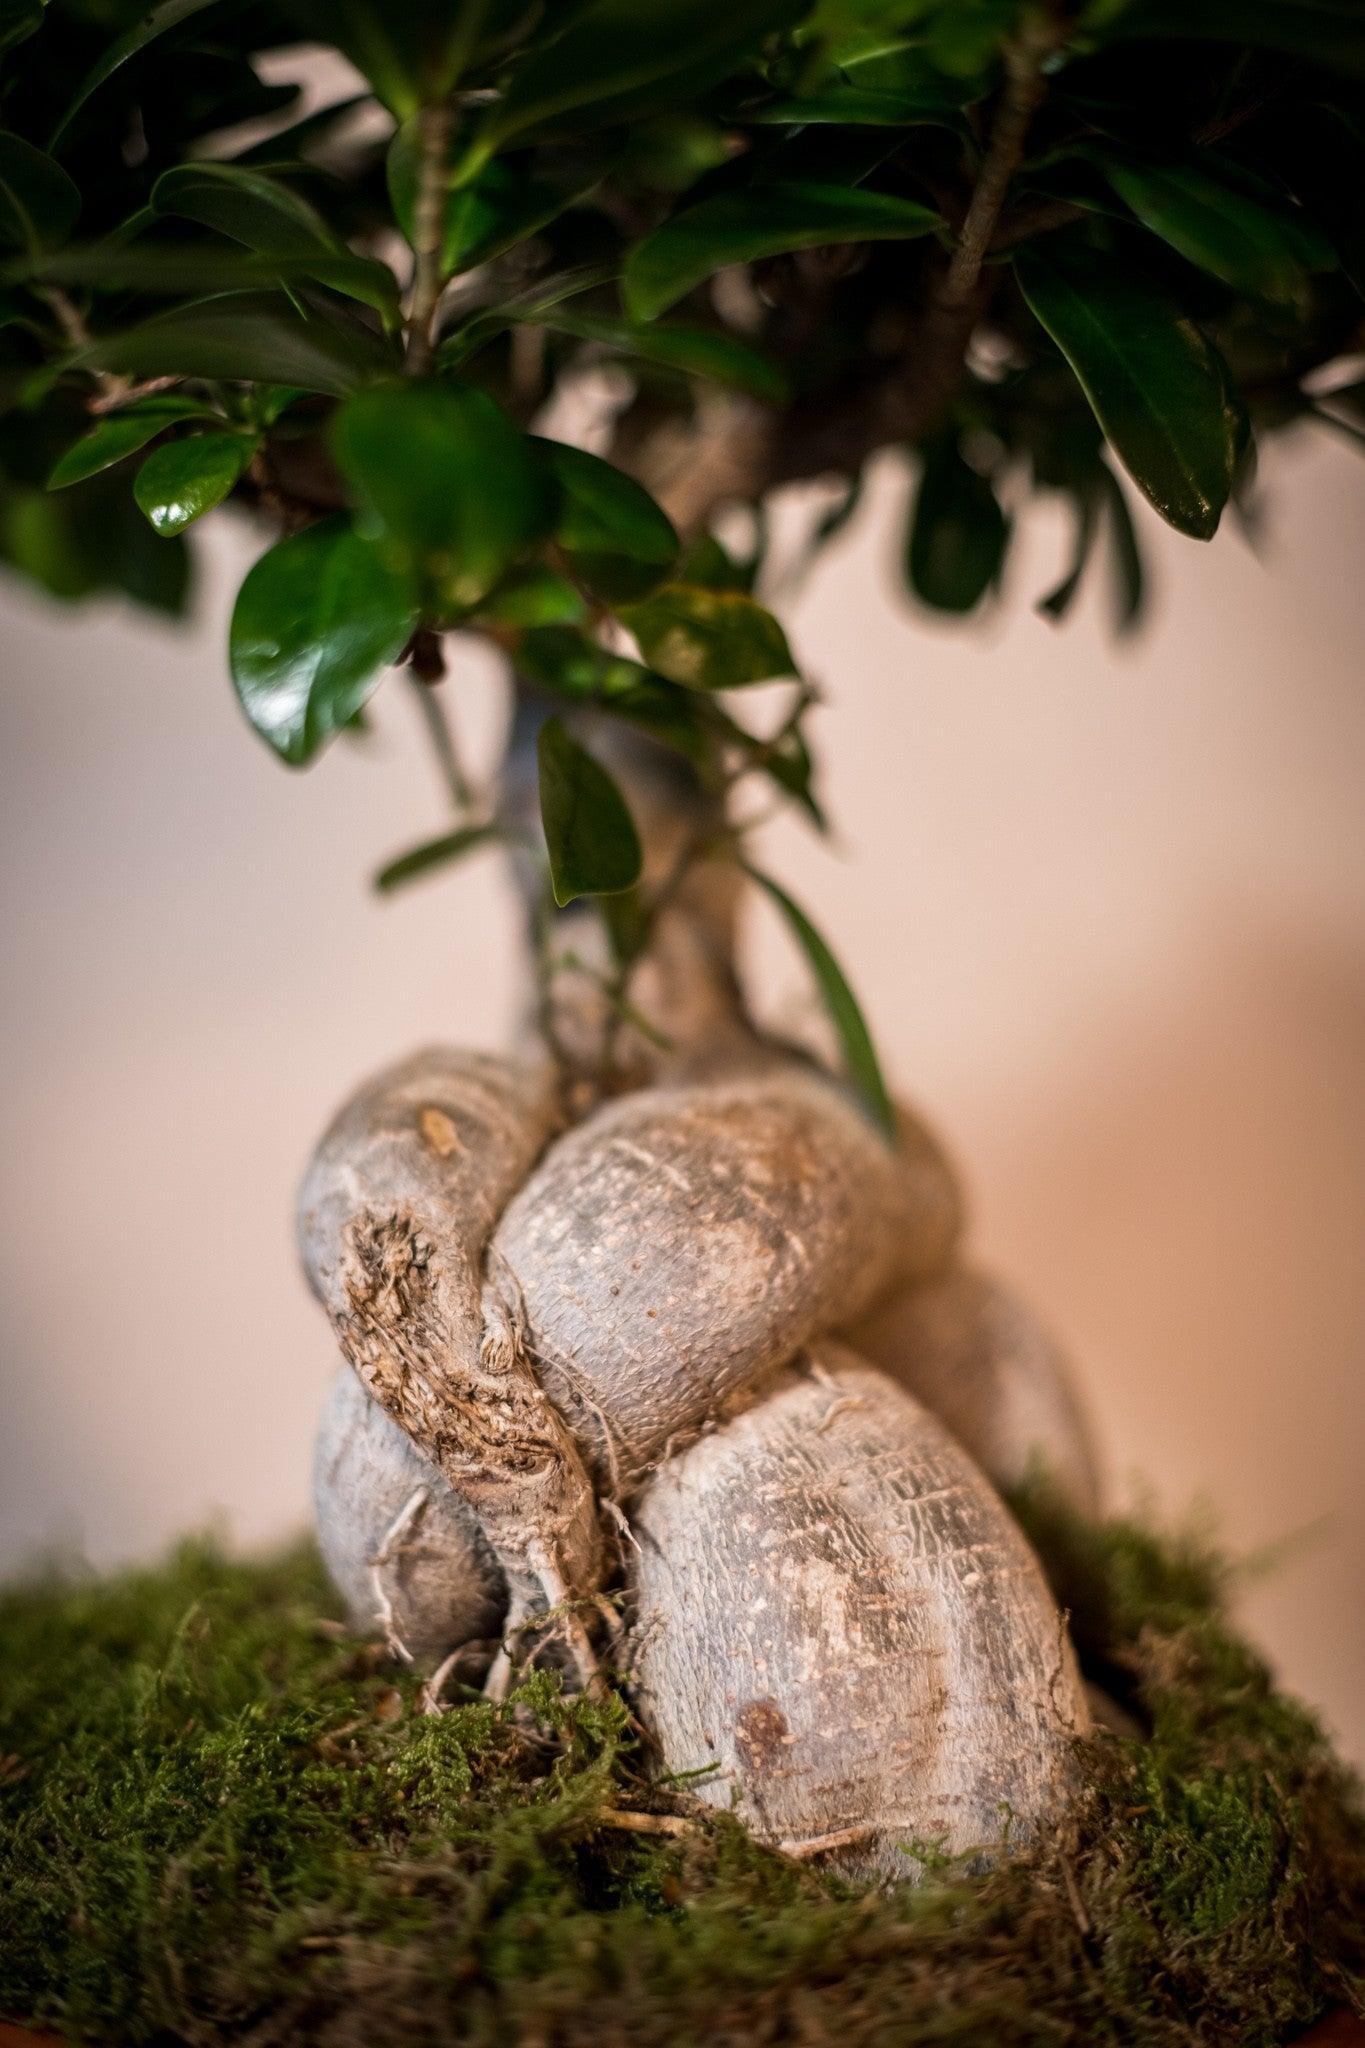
[843,1265,1102,1516]
[629,1344,1089,1883]
[298,1047,603,1637]
[313,1365,506,1663]
[489,1058,961,1491]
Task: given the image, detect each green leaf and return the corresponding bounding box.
[742,86,962,125]
[387,126,601,281]
[744,864,895,1137]
[0,0,45,67]
[375,821,506,893]
[905,437,1008,614]
[1014,235,1245,541]
[537,716,642,906]
[624,179,943,322]
[152,167,400,322]
[229,516,417,766]
[286,0,514,116]
[1266,106,1365,300]
[534,311,790,403]
[475,564,588,627]
[332,380,552,610]
[518,625,711,766]
[619,582,796,688]
[1097,462,1146,635]
[1096,157,1325,304]
[152,163,335,255]
[484,0,806,155]
[0,132,79,253]
[83,292,398,397]
[11,244,402,323]
[47,398,218,489]
[133,430,259,535]
[50,0,231,149]
[1036,486,1098,623]
[1098,0,1365,74]
[535,438,677,601]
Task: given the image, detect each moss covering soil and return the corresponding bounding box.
[1,1493,1363,2046]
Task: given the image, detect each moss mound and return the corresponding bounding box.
[1,1500,1362,2046]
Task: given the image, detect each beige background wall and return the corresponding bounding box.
[2,428,1362,1759]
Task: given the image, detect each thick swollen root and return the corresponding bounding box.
[313,1366,506,1665]
[298,1047,604,1630]
[490,1061,961,1488]
[844,1265,1101,1516]
[629,1345,1088,1884]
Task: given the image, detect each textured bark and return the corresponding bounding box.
[843,1265,1102,1516]
[297,1048,603,1631]
[489,1057,962,1491]
[313,1365,506,1663]
[629,1345,1089,1882]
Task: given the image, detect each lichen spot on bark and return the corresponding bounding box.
[735,1699,792,1776]
[418,1106,462,1158]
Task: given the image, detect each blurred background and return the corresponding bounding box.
[2,424,1362,1760]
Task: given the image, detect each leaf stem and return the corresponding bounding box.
[405,101,454,375]
[408,669,474,812]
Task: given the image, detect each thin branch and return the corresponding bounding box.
[405,101,455,376]
[940,20,1057,311]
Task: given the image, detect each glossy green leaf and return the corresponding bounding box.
[485,0,805,155]
[152,162,335,254]
[537,716,642,906]
[1014,235,1244,540]
[518,625,710,765]
[535,437,677,601]
[619,582,795,688]
[744,864,895,1137]
[12,243,402,323]
[906,438,1008,613]
[0,133,79,253]
[229,517,417,766]
[387,126,601,281]
[47,398,217,489]
[133,430,258,534]
[534,311,790,403]
[624,180,943,322]
[1098,158,1326,303]
[332,380,552,610]
[50,0,231,148]
[82,292,398,396]
[375,820,506,893]
[743,86,962,126]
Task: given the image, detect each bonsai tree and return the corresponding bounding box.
[3,0,1363,1883]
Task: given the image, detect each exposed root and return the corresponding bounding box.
[418,1648,461,1716]
[778,1823,881,1861]
[368,1486,430,1665]
[595,1809,697,1838]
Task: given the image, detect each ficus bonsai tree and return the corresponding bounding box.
[3,0,1362,1878]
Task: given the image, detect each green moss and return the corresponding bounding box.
[1,1505,1362,2046]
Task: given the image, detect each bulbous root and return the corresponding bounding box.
[629,1346,1090,1882]
[301,1027,1095,1866]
